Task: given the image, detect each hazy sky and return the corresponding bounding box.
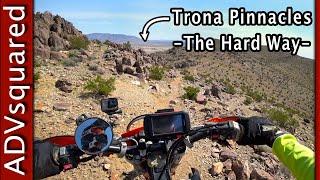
[35,0,314,59]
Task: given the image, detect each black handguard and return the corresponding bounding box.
[237,116,286,147]
[34,141,61,179]
[34,141,82,180]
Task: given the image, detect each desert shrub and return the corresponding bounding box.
[267,108,298,130]
[70,36,89,50]
[182,86,200,100]
[34,71,40,82]
[61,59,77,67]
[224,82,236,95]
[247,90,264,102]
[88,64,98,71]
[34,59,42,67]
[149,66,165,80]
[68,51,77,58]
[244,96,253,105]
[84,76,115,96]
[184,74,195,82]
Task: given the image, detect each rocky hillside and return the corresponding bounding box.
[34,12,314,180]
[151,48,314,121]
[34,11,88,59]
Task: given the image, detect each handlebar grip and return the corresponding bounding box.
[107,145,121,153]
[189,131,211,144]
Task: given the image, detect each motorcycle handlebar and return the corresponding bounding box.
[101,121,243,156]
[189,121,243,144]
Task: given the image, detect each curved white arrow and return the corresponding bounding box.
[139,16,170,42]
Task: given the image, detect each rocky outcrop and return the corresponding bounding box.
[34,11,86,59]
[103,43,152,77]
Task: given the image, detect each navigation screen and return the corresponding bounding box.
[151,114,185,135]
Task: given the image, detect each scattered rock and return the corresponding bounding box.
[148,84,159,93]
[34,101,47,112]
[64,117,74,124]
[223,159,233,173]
[53,102,71,111]
[253,145,272,154]
[169,100,178,105]
[136,73,147,83]
[251,168,274,180]
[211,152,220,159]
[200,107,212,113]
[211,84,221,99]
[103,163,111,171]
[226,140,237,149]
[220,150,237,161]
[209,162,224,176]
[303,118,311,124]
[226,171,237,180]
[50,51,67,60]
[131,80,141,86]
[252,106,263,113]
[232,160,251,180]
[55,79,72,93]
[123,65,135,75]
[166,69,178,78]
[196,93,207,104]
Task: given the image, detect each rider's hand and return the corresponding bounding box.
[34,140,82,179]
[237,116,286,147]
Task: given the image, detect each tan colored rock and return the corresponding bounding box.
[209,162,224,176]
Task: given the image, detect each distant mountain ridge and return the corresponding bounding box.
[86,33,171,46]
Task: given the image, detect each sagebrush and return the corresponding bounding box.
[70,36,89,50]
[84,76,116,96]
[149,66,165,80]
[182,86,200,100]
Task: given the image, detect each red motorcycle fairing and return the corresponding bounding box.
[207,116,240,123]
[121,127,144,138]
[45,135,76,147]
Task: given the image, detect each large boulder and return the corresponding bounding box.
[123,65,135,75]
[122,56,136,66]
[48,32,68,51]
